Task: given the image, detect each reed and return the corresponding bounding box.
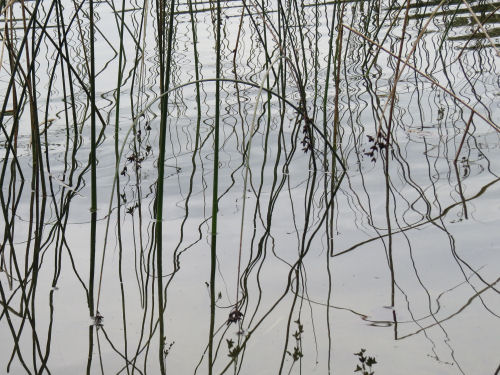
[153,0,177,371]
[208,0,222,372]
[87,0,97,373]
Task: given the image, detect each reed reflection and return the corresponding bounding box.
[0,0,499,374]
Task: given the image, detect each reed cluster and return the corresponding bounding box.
[0,0,498,373]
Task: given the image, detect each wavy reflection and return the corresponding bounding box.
[0,0,499,374]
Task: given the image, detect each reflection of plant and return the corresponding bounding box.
[354,349,377,375]
[226,339,240,359]
[92,311,104,327]
[287,319,304,362]
[227,309,243,325]
[162,338,174,358]
[364,134,388,162]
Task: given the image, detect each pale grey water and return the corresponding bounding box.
[0,0,499,374]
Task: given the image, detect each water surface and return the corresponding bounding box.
[0,0,499,374]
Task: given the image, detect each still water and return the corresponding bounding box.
[0,0,499,374]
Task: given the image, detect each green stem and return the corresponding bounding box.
[209,0,222,373]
